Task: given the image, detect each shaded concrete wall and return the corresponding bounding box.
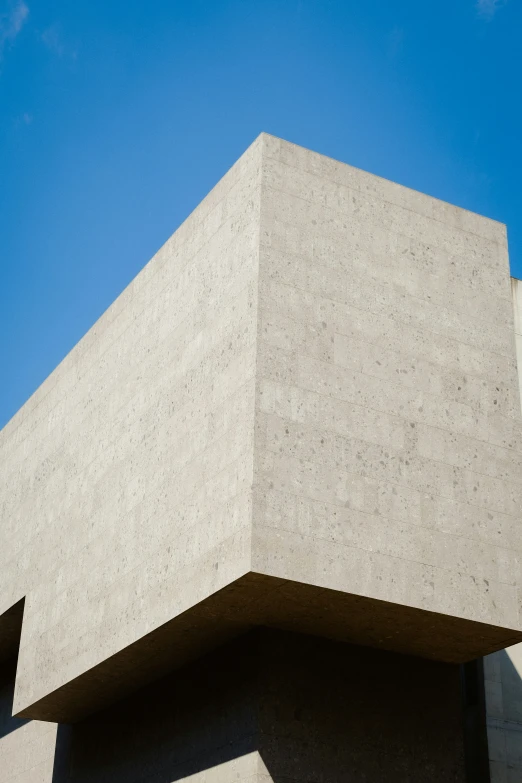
[483,278,522,783]
[256,631,466,782]
[485,647,522,782]
[50,630,466,783]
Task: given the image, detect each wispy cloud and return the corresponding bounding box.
[13,111,32,128]
[0,0,29,60]
[40,23,76,60]
[476,0,508,19]
[40,24,64,57]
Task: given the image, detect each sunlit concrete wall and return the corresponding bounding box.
[511,278,522,415]
[0,135,262,722]
[0,660,57,783]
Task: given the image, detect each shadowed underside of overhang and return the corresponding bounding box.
[12,573,522,724]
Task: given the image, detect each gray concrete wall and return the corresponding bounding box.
[252,134,522,659]
[511,278,522,415]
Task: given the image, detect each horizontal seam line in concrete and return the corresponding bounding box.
[259,295,518,415]
[263,147,506,241]
[18,424,255,623]
[0,151,260,439]
[293,355,522,452]
[0,171,261,445]
[487,717,522,732]
[21,488,252,632]
[259,445,521,524]
[0,366,256,577]
[255,477,519,541]
[261,251,515,342]
[0,279,257,487]
[260,404,522,491]
[254,520,518,592]
[0,238,256,456]
[253,482,522,560]
[263,215,511,308]
[20,526,253,703]
[263,213,509,306]
[0,273,256,472]
[4,263,515,495]
[0,195,509,450]
[259,244,514,359]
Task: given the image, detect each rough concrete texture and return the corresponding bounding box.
[512,278,522,415]
[49,630,467,783]
[252,134,522,661]
[1,134,521,727]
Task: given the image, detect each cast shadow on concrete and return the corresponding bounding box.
[0,657,29,740]
[461,658,491,783]
[50,629,477,783]
[484,647,522,781]
[492,648,522,726]
[50,642,257,783]
[0,599,27,740]
[50,631,260,783]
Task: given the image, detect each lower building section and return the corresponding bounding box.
[7,627,510,781]
[0,658,57,783]
[22,629,467,783]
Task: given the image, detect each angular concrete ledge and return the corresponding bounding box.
[16,573,522,723]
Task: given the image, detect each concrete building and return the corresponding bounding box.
[1,133,522,781]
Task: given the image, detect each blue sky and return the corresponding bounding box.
[0,0,521,428]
